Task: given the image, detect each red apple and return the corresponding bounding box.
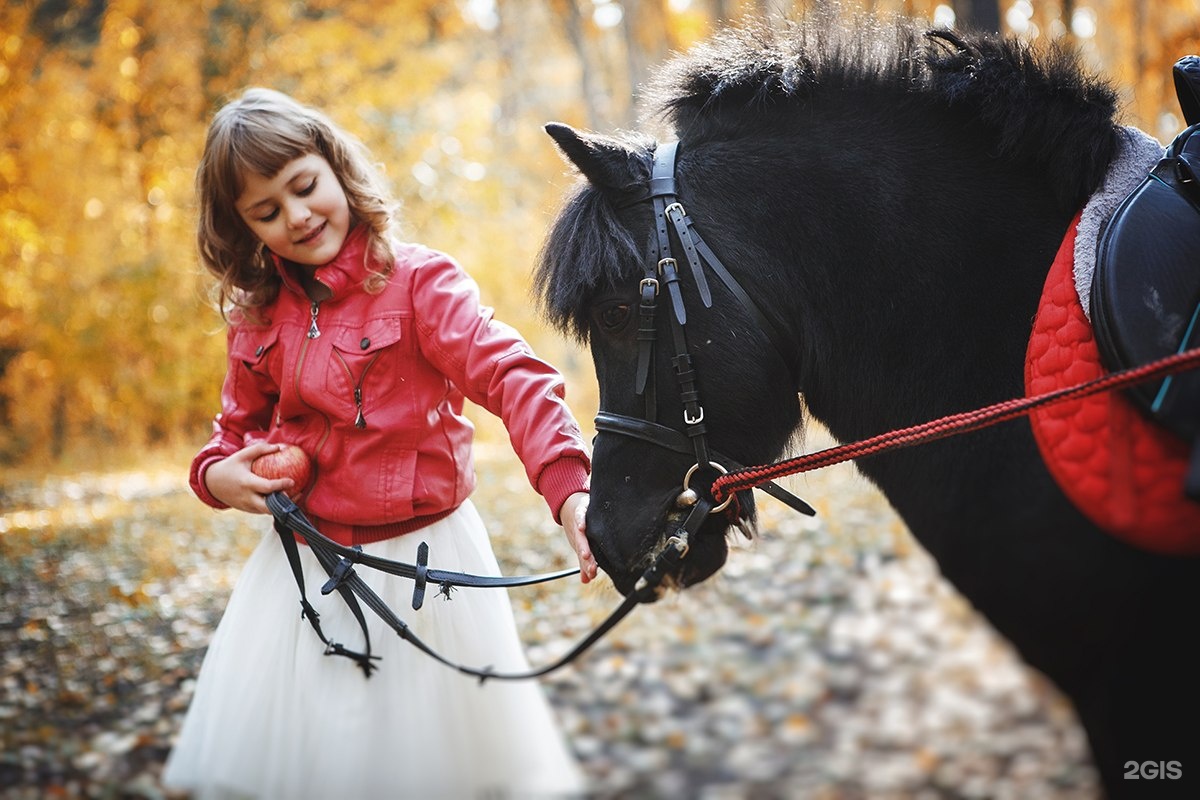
[251,444,313,499]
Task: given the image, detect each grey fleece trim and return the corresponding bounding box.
[1074,125,1165,320]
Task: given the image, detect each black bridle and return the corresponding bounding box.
[266,140,814,682]
[595,140,815,522]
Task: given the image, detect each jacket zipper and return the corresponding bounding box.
[298,284,368,433]
[334,350,380,429]
[307,300,321,339]
[294,319,332,456]
[295,288,332,458]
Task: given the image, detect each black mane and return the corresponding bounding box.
[536,16,1121,339]
[648,18,1119,183]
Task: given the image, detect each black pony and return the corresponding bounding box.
[536,17,1200,799]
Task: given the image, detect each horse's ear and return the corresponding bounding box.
[544,122,645,194]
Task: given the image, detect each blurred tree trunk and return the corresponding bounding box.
[1134,0,1147,87]
[952,0,1000,33]
[52,390,66,460]
[549,0,602,128]
[495,0,530,133]
[200,0,258,109]
[620,0,670,126]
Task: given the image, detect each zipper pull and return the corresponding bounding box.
[354,387,366,429]
[307,301,321,339]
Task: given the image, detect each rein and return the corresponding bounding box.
[263,140,811,682]
[266,490,705,682]
[711,345,1200,505]
[617,140,1200,528]
[267,138,1200,684]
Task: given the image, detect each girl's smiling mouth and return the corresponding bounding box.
[296,221,326,245]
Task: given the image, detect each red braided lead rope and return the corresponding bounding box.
[710,346,1200,504]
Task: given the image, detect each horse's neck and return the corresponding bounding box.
[783,134,1073,423]
[779,153,1079,536]
[686,117,1090,533]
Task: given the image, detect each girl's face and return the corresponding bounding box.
[236,153,351,268]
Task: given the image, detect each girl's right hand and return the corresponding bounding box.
[204,442,296,514]
[560,492,597,584]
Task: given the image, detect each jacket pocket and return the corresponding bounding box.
[230,326,281,379]
[326,316,405,429]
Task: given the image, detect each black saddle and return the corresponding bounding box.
[1091,56,1200,497]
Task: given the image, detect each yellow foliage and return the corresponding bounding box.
[0,0,1191,467]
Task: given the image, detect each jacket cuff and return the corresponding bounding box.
[537,457,590,524]
[190,447,232,510]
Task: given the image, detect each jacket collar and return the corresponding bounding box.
[270,224,377,303]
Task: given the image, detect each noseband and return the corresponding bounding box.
[595,141,815,537]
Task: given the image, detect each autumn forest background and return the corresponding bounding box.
[4,0,1200,796]
[1,0,1198,472]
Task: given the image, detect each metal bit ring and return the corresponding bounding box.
[679,462,732,513]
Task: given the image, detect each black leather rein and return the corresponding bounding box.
[264,139,815,683]
[267,490,693,682]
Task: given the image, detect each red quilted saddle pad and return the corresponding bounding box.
[1025,214,1200,553]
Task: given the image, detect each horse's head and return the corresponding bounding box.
[537,123,805,597]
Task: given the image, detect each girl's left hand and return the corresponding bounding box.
[560,492,597,584]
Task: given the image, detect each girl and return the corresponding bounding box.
[163,87,598,799]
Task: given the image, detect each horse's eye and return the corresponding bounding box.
[596,303,631,332]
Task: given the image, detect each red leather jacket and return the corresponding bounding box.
[190,226,590,545]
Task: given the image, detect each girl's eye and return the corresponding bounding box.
[257,208,279,223]
[297,178,317,197]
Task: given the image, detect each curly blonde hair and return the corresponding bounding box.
[196,88,398,318]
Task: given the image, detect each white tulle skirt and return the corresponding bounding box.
[162,501,584,800]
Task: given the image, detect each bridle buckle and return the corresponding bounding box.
[665,534,690,558]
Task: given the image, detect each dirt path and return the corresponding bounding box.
[0,447,1097,798]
